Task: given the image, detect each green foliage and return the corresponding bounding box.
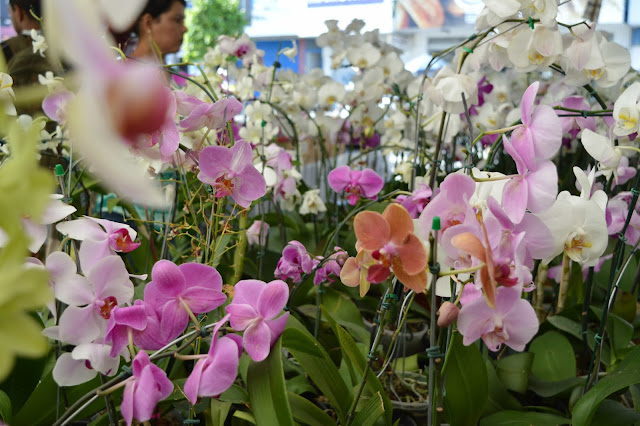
[529,331,576,381]
[442,334,488,426]
[183,0,247,62]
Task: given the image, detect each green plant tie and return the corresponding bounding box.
[122,366,132,375]
[426,346,444,359]
[184,420,200,424]
[617,232,627,243]
[261,120,267,128]
[631,188,640,196]
[55,164,65,176]
[528,16,535,29]
[432,216,441,231]
[385,294,398,301]
[317,288,325,294]
[593,333,602,344]
[462,47,473,54]
[381,302,391,309]
[367,353,377,360]
[429,263,441,276]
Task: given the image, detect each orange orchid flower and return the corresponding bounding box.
[340,204,428,296]
[450,231,498,308]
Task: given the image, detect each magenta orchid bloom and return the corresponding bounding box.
[419,173,475,236]
[45,255,133,345]
[104,300,167,357]
[184,314,242,404]
[395,183,432,219]
[327,165,384,205]
[313,247,348,285]
[175,91,243,133]
[509,82,562,171]
[274,240,316,284]
[226,279,290,362]
[57,216,141,271]
[121,351,173,426]
[560,96,596,139]
[457,286,539,352]
[198,140,267,208]
[144,260,227,341]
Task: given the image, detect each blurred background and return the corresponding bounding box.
[2,0,638,72]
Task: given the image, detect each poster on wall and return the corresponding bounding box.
[393,0,484,30]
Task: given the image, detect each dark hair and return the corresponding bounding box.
[111,0,186,47]
[8,0,42,19]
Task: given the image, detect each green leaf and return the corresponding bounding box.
[630,384,640,413]
[606,313,633,359]
[219,384,249,404]
[479,410,570,425]
[282,328,325,358]
[443,334,488,426]
[209,399,232,426]
[287,392,335,426]
[528,376,585,397]
[0,390,11,424]
[286,375,316,395]
[282,316,351,424]
[352,392,385,426]
[529,331,576,381]
[323,308,392,425]
[247,337,294,426]
[483,360,521,416]
[591,399,640,426]
[321,288,369,343]
[496,353,533,394]
[546,315,611,365]
[572,345,640,426]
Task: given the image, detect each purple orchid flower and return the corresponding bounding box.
[313,247,348,285]
[274,240,316,283]
[457,286,539,352]
[419,173,475,237]
[560,96,596,139]
[175,91,243,133]
[226,279,290,362]
[395,183,432,219]
[144,260,227,341]
[509,82,562,171]
[121,351,173,426]
[327,165,384,206]
[184,314,242,404]
[104,300,167,357]
[476,76,493,107]
[198,140,266,208]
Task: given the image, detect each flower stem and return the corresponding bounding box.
[438,263,485,276]
[180,297,201,331]
[231,212,248,285]
[557,252,571,313]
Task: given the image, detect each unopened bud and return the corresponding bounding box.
[437,302,460,327]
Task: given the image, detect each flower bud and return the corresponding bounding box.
[437,302,460,328]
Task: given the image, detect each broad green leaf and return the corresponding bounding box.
[0,390,11,424]
[219,384,249,404]
[496,353,533,394]
[283,316,351,424]
[282,328,325,358]
[352,392,385,426]
[529,331,576,381]
[323,308,392,425]
[443,333,488,426]
[479,410,570,425]
[233,410,257,424]
[573,345,640,426]
[546,315,611,365]
[209,399,232,426]
[321,288,369,342]
[528,376,585,397]
[287,392,335,426]
[611,291,636,323]
[631,384,640,413]
[591,399,640,426]
[606,313,633,359]
[247,337,294,426]
[286,375,316,395]
[483,360,521,416]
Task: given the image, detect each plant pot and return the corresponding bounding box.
[363,318,429,357]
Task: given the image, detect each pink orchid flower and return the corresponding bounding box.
[42,90,74,124]
[274,240,317,284]
[104,300,167,358]
[327,165,384,205]
[341,204,428,295]
[151,87,180,162]
[502,135,558,224]
[509,82,562,171]
[144,261,227,341]
[198,140,266,208]
[121,351,173,426]
[226,280,290,362]
[45,255,134,345]
[184,314,242,404]
[457,286,539,352]
[175,91,243,133]
[419,173,475,237]
[56,216,141,271]
[559,96,596,139]
[246,220,269,246]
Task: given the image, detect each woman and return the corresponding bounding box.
[118,0,187,61]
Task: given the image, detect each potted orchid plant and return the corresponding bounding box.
[1,0,640,425]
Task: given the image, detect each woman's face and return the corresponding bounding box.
[149,1,187,55]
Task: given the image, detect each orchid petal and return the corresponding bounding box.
[256,280,289,320]
[243,320,271,362]
[354,211,390,250]
[225,304,258,331]
[383,204,414,245]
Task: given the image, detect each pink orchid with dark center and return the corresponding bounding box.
[560,96,596,139]
[225,280,290,362]
[327,165,384,205]
[184,314,242,404]
[121,351,173,426]
[274,240,316,283]
[457,286,538,352]
[144,261,227,341]
[104,300,167,357]
[509,82,562,171]
[198,140,266,208]
[45,255,134,345]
